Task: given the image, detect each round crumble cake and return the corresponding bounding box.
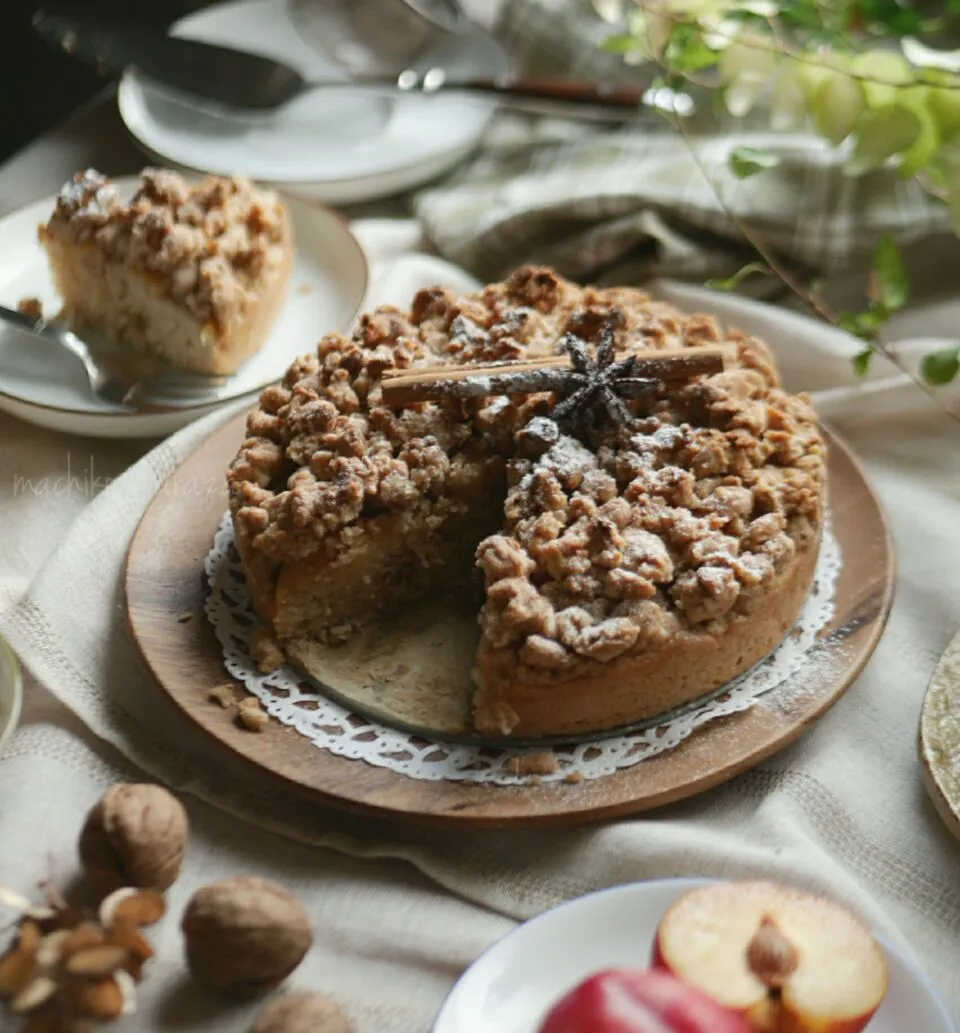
[227,267,825,738]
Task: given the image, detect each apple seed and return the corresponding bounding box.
[746,915,799,989]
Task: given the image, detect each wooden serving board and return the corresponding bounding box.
[125,413,895,828]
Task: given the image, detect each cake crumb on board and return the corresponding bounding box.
[209,684,237,708]
[506,751,558,776]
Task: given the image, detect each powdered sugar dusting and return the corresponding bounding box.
[519,432,596,491]
[57,168,118,222]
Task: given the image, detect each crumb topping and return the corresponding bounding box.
[229,267,825,678]
[41,168,289,330]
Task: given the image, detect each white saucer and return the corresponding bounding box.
[434,879,957,1033]
[0,178,368,439]
[117,0,511,204]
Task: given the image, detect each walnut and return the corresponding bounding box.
[78,784,189,892]
[250,991,353,1033]
[181,878,313,997]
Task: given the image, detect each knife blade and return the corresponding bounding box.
[33,10,308,110]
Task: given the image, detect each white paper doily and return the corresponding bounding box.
[204,515,842,786]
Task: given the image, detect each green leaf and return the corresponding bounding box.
[895,86,941,177]
[705,262,771,292]
[600,34,641,55]
[929,84,960,139]
[871,236,910,310]
[811,70,866,144]
[837,307,888,341]
[858,0,923,35]
[846,104,922,175]
[729,146,782,179]
[853,348,874,377]
[921,346,960,385]
[665,24,719,74]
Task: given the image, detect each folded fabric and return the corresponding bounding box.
[413,0,953,288]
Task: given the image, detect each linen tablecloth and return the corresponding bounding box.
[3,108,960,1033]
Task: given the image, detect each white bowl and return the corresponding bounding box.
[434,878,957,1033]
[0,633,22,756]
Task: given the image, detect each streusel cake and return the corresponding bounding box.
[228,267,825,738]
[40,168,292,375]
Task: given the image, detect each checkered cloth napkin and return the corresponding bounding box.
[413,0,952,288]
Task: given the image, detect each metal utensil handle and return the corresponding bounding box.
[467,75,648,110]
[0,303,65,344]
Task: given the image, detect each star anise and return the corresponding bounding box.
[550,321,658,431]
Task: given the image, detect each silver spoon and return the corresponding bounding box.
[33,9,666,120]
[0,304,230,411]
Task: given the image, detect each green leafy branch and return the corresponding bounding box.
[596,0,960,389]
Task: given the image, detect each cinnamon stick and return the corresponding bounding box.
[380,345,726,407]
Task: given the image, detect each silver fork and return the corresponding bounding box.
[0,303,231,410]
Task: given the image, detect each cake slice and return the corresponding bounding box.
[39,168,293,375]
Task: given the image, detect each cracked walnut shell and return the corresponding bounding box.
[181,877,312,997]
[79,783,189,892]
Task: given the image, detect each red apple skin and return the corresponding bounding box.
[538,968,755,1033]
[651,941,776,1033]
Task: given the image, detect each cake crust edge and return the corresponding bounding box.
[471,529,820,738]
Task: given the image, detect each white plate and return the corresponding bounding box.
[434,879,957,1033]
[0,178,368,439]
[117,0,511,203]
[0,633,22,757]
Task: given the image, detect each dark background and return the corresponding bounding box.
[0,1,205,164]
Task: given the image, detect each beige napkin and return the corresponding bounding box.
[4,239,960,1028]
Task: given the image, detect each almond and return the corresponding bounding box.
[11,975,57,1013]
[35,930,71,968]
[0,946,37,996]
[100,888,166,929]
[66,976,125,1020]
[65,945,129,979]
[60,923,107,959]
[107,919,154,981]
[18,921,42,954]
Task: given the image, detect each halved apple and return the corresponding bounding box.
[652,882,888,1033]
[537,968,755,1033]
